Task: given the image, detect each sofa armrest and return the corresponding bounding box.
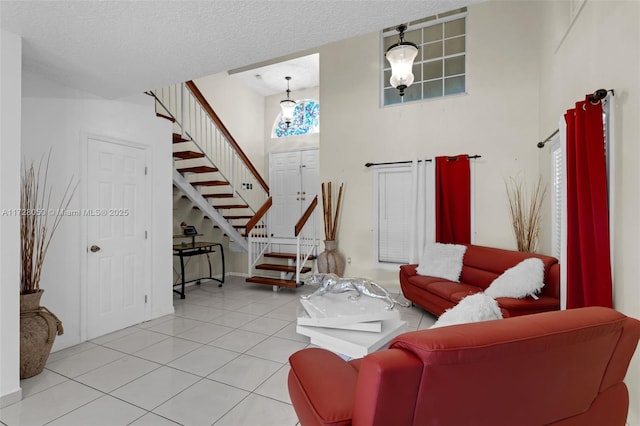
[288,348,358,426]
[353,348,423,426]
[399,264,419,278]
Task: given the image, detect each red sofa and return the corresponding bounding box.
[288,307,640,426]
[400,244,560,317]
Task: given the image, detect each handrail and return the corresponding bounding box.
[246,197,272,234]
[185,81,269,194]
[295,196,318,237]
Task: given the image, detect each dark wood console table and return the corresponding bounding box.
[173,239,225,299]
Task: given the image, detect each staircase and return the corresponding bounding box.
[150,81,318,289]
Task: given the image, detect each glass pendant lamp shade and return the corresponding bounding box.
[385,25,418,97]
[280,98,296,124]
[280,76,296,127]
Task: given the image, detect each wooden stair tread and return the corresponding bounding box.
[192,180,230,187]
[177,166,218,173]
[173,151,205,160]
[256,264,312,273]
[265,252,317,260]
[172,133,189,143]
[214,204,249,209]
[245,277,299,288]
[224,215,253,219]
[203,193,235,198]
[157,113,176,122]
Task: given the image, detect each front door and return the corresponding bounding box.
[86,136,148,339]
[269,149,319,238]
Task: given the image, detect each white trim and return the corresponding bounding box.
[0,388,22,408]
[558,117,568,310]
[604,94,615,292]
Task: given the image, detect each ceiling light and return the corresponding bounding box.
[280,76,296,127]
[385,24,418,97]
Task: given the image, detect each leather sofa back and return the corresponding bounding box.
[380,307,640,426]
[459,244,560,298]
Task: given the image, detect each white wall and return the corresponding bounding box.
[0,29,23,408]
[21,70,174,351]
[194,72,266,177]
[317,1,542,288]
[536,1,640,423]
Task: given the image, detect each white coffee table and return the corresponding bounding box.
[296,292,407,359]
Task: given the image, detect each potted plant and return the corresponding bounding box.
[20,151,76,378]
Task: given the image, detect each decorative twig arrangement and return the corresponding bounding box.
[321,181,344,241]
[505,174,547,253]
[21,150,77,294]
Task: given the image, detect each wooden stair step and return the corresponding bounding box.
[192,180,230,187]
[177,166,218,173]
[214,224,250,229]
[173,133,189,143]
[157,113,176,123]
[214,204,249,209]
[256,264,312,273]
[173,151,205,160]
[265,252,317,260]
[203,193,235,199]
[224,215,253,220]
[245,277,300,288]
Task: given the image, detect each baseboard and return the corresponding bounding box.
[0,387,22,408]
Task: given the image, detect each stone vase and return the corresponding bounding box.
[20,289,64,379]
[317,240,345,277]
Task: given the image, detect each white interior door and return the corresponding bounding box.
[270,149,319,238]
[300,150,320,211]
[86,137,148,339]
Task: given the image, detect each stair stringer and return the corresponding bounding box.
[173,168,248,252]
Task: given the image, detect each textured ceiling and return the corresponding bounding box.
[1,1,476,99]
[229,53,320,96]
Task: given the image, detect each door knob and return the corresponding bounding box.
[90,245,101,253]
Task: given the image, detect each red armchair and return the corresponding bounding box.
[288,307,640,426]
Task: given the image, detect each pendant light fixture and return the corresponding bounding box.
[385,24,418,97]
[280,76,296,127]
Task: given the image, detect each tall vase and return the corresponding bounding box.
[20,289,64,379]
[317,240,345,277]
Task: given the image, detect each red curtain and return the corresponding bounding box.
[565,96,613,308]
[435,154,470,244]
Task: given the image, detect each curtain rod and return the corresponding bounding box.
[537,88,614,149]
[365,155,481,168]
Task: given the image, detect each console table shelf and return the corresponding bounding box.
[173,239,224,299]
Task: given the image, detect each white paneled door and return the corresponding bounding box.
[270,149,319,238]
[86,137,148,339]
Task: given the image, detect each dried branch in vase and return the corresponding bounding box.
[505,174,547,253]
[21,150,78,294]
[321,181,344,241]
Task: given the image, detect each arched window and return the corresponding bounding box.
[273,100,320,138]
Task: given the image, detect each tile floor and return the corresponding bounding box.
[2,276,435,426]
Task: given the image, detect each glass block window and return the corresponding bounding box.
[382,8,467,106]
[273,100,320,138]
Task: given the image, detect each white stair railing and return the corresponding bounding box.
[152,83,269,216]
[295,196,319,284]
[246,198,273,277]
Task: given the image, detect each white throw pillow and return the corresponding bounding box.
[416,243,467,282]
[431,293,503,328]
[484,258,545,299]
